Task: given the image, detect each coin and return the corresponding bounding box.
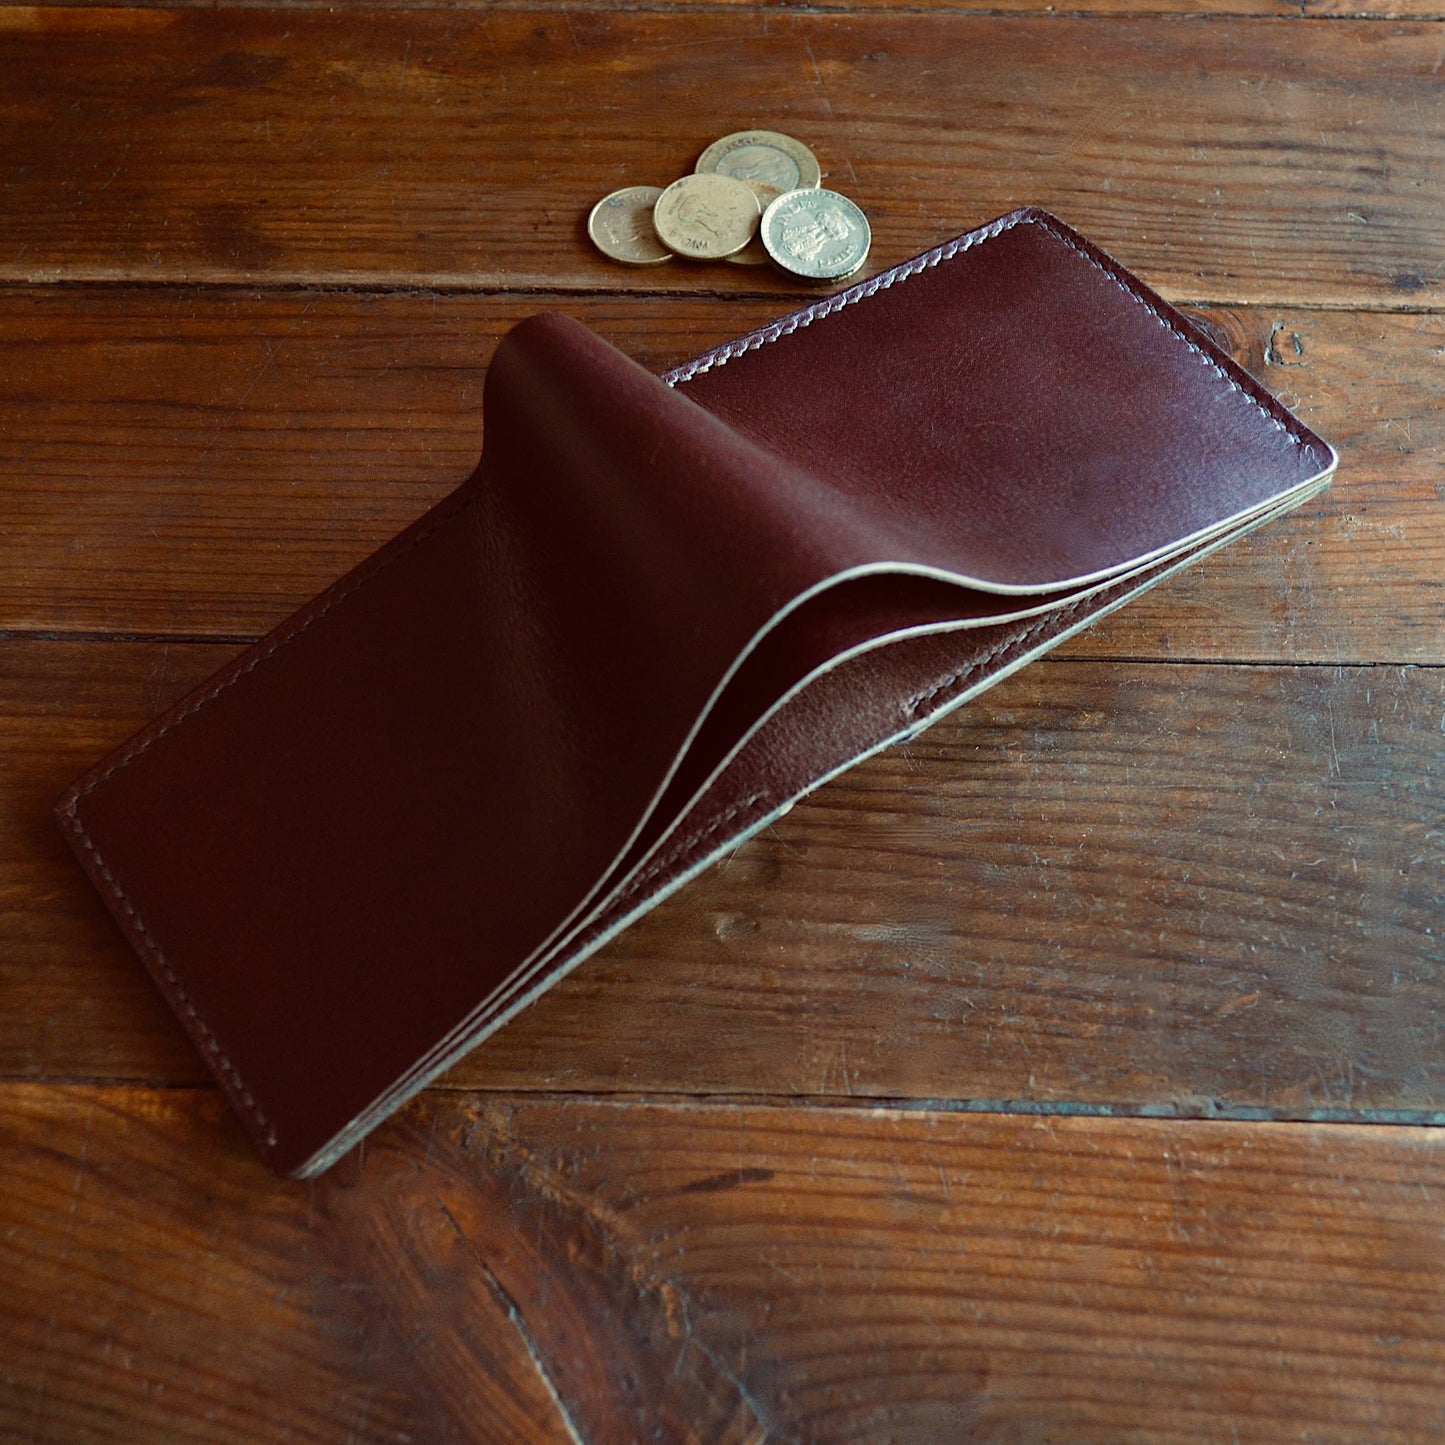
[760,188,871,281]
[652,173,760,260]
[695,130,822,193]
[726,181,784,266]
[586,186,672,266]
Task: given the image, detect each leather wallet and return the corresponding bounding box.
[58,208,1337,1176]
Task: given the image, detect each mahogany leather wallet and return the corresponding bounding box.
[58,208,1337,1176]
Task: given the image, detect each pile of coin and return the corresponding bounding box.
[586,130,871,283]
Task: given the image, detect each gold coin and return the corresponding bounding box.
[651,173,760,260]
[695,130,822,194]
[726,181,784,266]
[586,186,673,266]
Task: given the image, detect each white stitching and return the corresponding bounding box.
[664,211,1023,387]
[1029,218,1302,444]
[608,598,1093,917]
[611,625,1050,910]
[618,791,768,906]
[668,210,1311,452]
[905,598,1088,718]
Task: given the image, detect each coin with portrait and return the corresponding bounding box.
[586,185,672,265]
[695,130,822,194]
[652,173,761,260]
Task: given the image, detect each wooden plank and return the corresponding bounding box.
[0,10,1440,305]
[17,0,1445,19]
[4,1086,1443,1440]
[8,640,1442,1119]
[0,1085,577,1445]
[2,290,1438,662]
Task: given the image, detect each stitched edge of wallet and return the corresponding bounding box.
[55,207,1315,1165]
[56,488,479,1151]
[608,595,1086,909]
[664,207,1316,453]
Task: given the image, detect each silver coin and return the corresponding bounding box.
[586,186,672,266]
[695,130,822,193]
[760,189,871,281]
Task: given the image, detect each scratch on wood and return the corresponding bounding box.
[801,35,835,121]
[1216,991,1262,1017]
[445,1106,772,1440]
[435,1195,587,1445]
[673,1289,773,1444]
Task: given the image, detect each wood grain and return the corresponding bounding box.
[5,1086,1443,1441]
[2,290,1439,662]
[0,10,1440,306]
[0,1086,577,1445]
[17,0,1445,18]
[9,640,1441,1120]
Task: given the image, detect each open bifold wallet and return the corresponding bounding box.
[58,208,1336,1176]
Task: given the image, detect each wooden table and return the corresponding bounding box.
[1,0,1441,1438]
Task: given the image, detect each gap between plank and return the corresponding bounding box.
[3,274,1443,316]
[5,1079,1444,1127]
[1,633,1439,669]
